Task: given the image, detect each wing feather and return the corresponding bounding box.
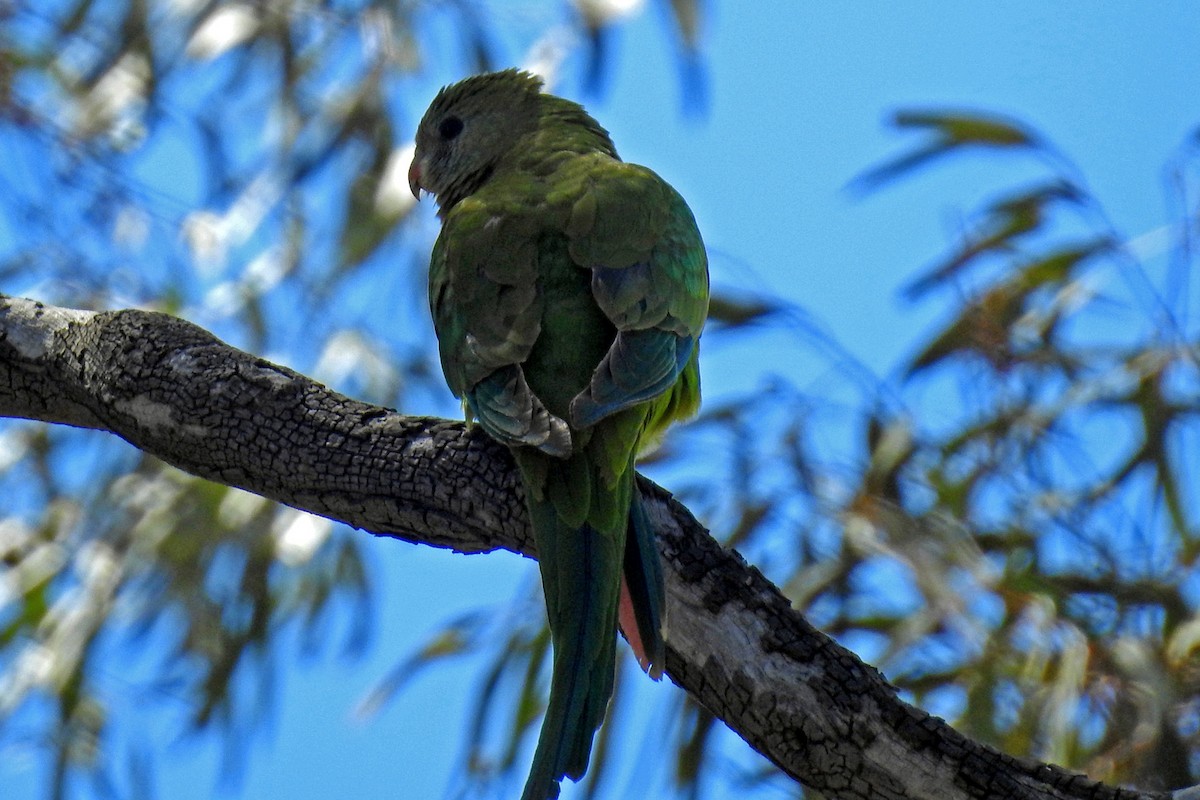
[564,161,708,428]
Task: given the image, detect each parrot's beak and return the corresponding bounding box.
[408,158,424,200]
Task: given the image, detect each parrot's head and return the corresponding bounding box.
[409,69,544,213]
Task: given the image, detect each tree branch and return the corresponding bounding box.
[0,294,1185,800]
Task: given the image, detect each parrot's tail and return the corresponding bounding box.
[619,487,667,679]
[518,452,667,800]
[521,502,622,800]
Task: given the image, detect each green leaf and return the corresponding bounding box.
[904,181,1088,299]
[850,109,1042,194]
[705,293,785,329]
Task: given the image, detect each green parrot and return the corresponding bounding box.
[408,69,708,800]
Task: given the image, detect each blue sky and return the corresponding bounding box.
[6,3,1200,798]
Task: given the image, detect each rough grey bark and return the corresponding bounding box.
[0,294,1191,800]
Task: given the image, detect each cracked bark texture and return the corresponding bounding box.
[0,294,1191,800]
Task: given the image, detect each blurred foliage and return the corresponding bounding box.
[2,1,1199,800]
[644,113,1200,793]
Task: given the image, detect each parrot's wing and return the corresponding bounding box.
[564,161,709,429]
[430,197,572,457]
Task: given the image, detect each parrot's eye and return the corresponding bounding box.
[439,116,464,141]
